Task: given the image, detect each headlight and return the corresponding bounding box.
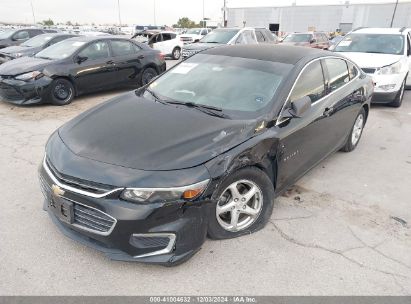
[120,179,209,204]
[15,71,44,81]
[376,61,403,75]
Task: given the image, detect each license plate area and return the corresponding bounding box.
[49,197,74,224]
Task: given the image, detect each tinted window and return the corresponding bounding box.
[162,33,172,41]
[78,41,109,60]
[290,61,325,103]
[21,34,53,47]
[346,61,358,80]
[111,40,137,56]
[29,29,44,37]
[324,58,350,91]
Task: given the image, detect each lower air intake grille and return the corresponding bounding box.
[73,203,116,234]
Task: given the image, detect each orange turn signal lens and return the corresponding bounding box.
[182,189,202,200]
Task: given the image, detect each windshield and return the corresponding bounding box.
[0,29,14,39]
[35,39,85,60]
[186,28,202,35]
[283,33,312,42]
[200,30,239,44]
[21,35,53,47]
[145,54,293,119]
[334,33,405,55]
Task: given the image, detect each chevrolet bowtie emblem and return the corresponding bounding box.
[51,184,65,197]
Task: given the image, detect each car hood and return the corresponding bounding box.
[58,92,260,171]
[0,45,35,55]
[336,52,403,68]
[0,56,51,76]
[184,42,223,51]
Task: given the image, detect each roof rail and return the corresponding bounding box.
[399,27,407,32]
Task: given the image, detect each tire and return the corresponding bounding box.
[172,47,181,60]
[389,79,405,108]
[49,78,75,106]
[140,67,158,86]
[207,167,274,240]
[341,107,366,152]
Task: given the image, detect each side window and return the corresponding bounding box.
[236,30,256,44]
[255,31,266,43]
[13,31,29,40]
[78,41,109,60]
[201,30,207,35]
[162,33,172,41]
[111,40,137,56]
[290,61,326,103]
[346,61,358,80]
[324,58,350,91]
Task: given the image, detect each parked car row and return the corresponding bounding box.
[0,27,58,49]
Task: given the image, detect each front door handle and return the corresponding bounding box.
[323,107,333,117]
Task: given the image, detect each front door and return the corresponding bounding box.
[72,40,115,93]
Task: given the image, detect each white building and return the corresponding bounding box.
[227,1,411,33]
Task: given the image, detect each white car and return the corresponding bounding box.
[132,31,183,60]
[179,28,212,44]
[334,27,411,107]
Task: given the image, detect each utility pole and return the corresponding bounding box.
[153,0,157,25]
[390,0,399,27]
[30,0,36,24]
[117,0,122,28]
[223,0,227,27]
[202,0,205,26]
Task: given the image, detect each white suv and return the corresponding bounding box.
[132,31,184,60]
[334,27,411,107]
[180,28,212,44]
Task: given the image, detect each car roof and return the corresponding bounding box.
[202,44,334,65]
[353,27,408,34]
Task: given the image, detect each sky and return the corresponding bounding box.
[0,0,405,26]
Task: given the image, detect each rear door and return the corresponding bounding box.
[275,59,334,191]
[109,39,144,85]
[72,40,115,93]
[407,33,411,85]
[321,57,364,151]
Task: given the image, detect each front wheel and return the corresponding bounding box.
[49,78,75,106]
[389,79,405,108]
[341,108,366,152]
[207,167,274,240]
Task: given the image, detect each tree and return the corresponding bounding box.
[173,17,197,28]
[42,18,54,26]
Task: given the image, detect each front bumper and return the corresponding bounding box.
[0,76,52,105]
[366,72,406,104]
[38,153,211,266]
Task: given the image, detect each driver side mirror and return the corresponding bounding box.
[75,55,88,64]
[288,96,311,118]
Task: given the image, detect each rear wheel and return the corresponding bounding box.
[341,108,365,152]
[389,79,405,108]
[207,167,274,240]
[172,47,181,60]
[49,78,75,106]
[140,67,158,86]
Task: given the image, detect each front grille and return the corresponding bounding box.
[0,82,23,101]
[180,37,193,42]
[73,203,116,234]
[45,158,115,195]
[362,68,376,74]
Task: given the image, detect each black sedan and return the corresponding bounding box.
[0,36,166,105]
[39,45,373,265]
[0,33,77,64]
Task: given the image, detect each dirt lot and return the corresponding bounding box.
[0,62,410,295]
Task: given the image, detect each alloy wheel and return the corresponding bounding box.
[351,113,364,146]
[54,83,72,101]
[216,179,263,232]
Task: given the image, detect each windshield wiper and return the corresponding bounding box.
[204,41,222,44]
[145,87,168,105]
[166,100,229,119]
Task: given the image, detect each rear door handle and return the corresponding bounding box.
[323,107,333,117]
